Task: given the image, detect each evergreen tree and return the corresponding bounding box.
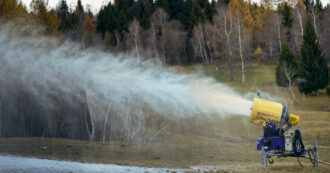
[156,0,170,15]
[56,0,69,31]
[66,12,79,30]
[97,3,116,38]
[117,10,130,32]
[298,17,329,94]
[183,0,196,37]
[205,0,217,22]
[280,2,293,28]
[198,0,208,9]
[168,0,185,20]
[276,43,298,87]
[138,0,151,30]
[76,0,84,13]
[222,0,230,4]
[147,0,155,13]
[114,0,132,32]
[303,0,311,11]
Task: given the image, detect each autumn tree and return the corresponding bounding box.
[82,14,96,48]
[0,0,28,20]
[31,0,60,34]
[298,17,328,95]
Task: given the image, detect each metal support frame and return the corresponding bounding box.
[260,142,319,169]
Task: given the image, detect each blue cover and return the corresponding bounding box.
[257,136,285,151]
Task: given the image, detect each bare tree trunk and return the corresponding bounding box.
[296,9,304,36]
[200,25,209,63]
[277,16,282,50]
[237,19,245,87]
[133,33,140,64]
[130,21,140,65]
[149,123,170,142]
[103,104,111,143]
[311,8,317,35]
[0,98,1,137]
[85,95,95,142]
[207,29,216,63]
[224,14,234,81]
[284,65,296,102]
[114,30,121,50]
[151,23,160,59]
[198,37,206,63]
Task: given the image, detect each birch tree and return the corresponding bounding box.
[237,18,245,87]
[85,94,95,142]
[129,19,141,64]
[103,104,111,143]
[216,8,234,80]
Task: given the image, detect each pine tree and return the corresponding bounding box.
[114,0,132,32]
[138,0,151,30]
[276,43,298,87]
[193,0,205,22]
[97,3,117,38]
[198,0,208,9]
[117,10,130,32]
[298,17,329,94]
[205,0,217,22]
[66,12,79,30]
[56,0,69,31]
[75,0,85,26]
[303,0,311,11]
[183,0,196,37]
[280,2,293,28]
[156,0,170,15]
[168,0,184,20]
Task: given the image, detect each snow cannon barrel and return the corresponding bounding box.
[249,98,299,129]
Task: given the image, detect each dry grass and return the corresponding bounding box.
[0,64,329,172]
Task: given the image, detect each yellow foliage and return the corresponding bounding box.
[0,0,28,20]
[229,0,271,33]
[297,0,306,11]
[253,46,263,59]
[83,15,96,34]
[34,2,60,34]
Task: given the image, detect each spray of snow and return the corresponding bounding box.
[0,23,252,119]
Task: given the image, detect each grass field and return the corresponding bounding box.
[0,64,329,172]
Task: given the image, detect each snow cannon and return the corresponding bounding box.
[249,98,299,130]
[249,98,319,168]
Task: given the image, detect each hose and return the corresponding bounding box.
[293,129,305,155]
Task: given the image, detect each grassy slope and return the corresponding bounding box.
[0,64,329,172]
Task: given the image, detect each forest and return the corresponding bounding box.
[0,0,329,142]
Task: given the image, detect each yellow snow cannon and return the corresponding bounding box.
[249,98,318,169]
[249,98,299,129]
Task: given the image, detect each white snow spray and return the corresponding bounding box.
[0,24,252,119]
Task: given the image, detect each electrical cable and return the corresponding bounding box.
[292,129,305,155]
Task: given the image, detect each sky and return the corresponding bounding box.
[20,0,330,14]
[20,0,111,14]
